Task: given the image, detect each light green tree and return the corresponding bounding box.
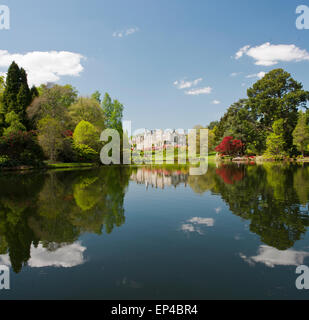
[293,111,309,157]
[265,119,286,157]
[37,116,63,161]
[27,84,78,128]
[69,97,105,130]
[3,111,26,136]
[91,91,101,103]
[73,120,99,150]
[101,93,123,132]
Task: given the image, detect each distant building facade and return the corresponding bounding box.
[130,168,188,189]
[131,129,187,151]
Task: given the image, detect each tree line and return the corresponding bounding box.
[1,63,309,166]
[0,61,124,166]
[203,69,309,159]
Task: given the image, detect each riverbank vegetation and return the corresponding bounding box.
[204,69,309,161]
[0,61,124,168]
[1,62,309,168]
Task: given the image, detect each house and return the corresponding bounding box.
[131,129,187,151]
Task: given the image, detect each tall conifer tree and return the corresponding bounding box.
[2,61,32,129]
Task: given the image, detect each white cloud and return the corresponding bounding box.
[0,50,85,86]
[174,78,203,89]
[113,27,139,38]
[0,242,87,268]
[235,45,250,60]
[185,86,212,96]
[212,100,221,105]
[181,217,215,235]
[215,207,222,214]
[230,72,242,77]
[246,71,266,79]
[181,224,196,233]
[188,217,215,227]
[174,77,212,96]
[240,245,309,268]
[235,42,309,66]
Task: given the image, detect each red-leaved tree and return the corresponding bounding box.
[215,136,244,157]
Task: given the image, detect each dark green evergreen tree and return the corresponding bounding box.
[2,62,32,129]
[30,85,39,100]
[247,69,309,154]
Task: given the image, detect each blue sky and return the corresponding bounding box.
[1,0,309,130]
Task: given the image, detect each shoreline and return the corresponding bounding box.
[2,158,309,172]
[0,162,97,172]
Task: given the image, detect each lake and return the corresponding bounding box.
[0,163,309,300]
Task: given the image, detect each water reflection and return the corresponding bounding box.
[0,242,86,268]
[240,246,309,268]
[1,163,309,275]
[0,167,130,273]
[130,167,188,189]
[132,164,309,250]
[180,217,215,235]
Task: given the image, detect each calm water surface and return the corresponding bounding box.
[1,163,309,300]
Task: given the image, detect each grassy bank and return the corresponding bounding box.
[45,162,97,169]
[0,162,97,172]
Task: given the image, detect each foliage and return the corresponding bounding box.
[293,111,309,156]
[216,99,263,154]
[37,116,63,161]
[265,119,287,157]
[69,97,105,130]
[0,155,10,167]
[27,84,77,128]
[73,120,100,151]
[208,129,216,152]
[0,131,44,166]
[1,62,33,130]
[57,137,76,163]
[91,90,101,103]
[0,62,127,165]
[101,93,124,132]
[3,111,26,136]
[213,69,309,156]
[72,143,99,162]
[247,69,309,153]
[215,136,244,157]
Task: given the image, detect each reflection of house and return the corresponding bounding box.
[130,168,188,189]
[131,129,187,151]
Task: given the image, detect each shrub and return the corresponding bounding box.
[0,155,10,168]
[264,119,287,157]
[73,143,99,162]
[3,111,26,136]
[73,120,100,151]
[0,131,44,166]
[58,137,76,163]
[215,136,244,157]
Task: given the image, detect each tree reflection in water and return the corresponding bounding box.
[132,164,309,251]
[0,167,130,273]
[1,163,309,273]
